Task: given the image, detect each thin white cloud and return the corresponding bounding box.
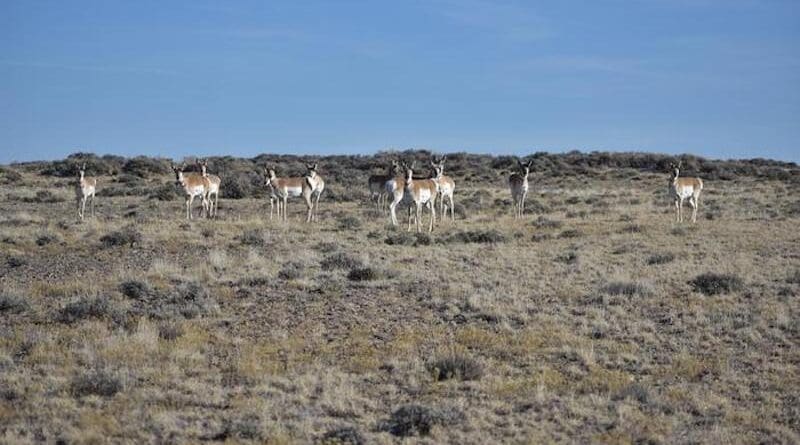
[427,0,553,42]
[522,55,643,74]
[0,60,179,76]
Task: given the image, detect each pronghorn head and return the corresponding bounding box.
[389,159,401,175]
[431,156,446,178]
[306,162,319,179]
[669,160,682,179]
[78,162,86,180]
[197,159,209,177]
[171,163,186,187]
[263,166,277,186]
[403,161,416,183]
[518,159,533,177]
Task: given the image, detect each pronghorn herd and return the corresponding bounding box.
[72,156,705,226]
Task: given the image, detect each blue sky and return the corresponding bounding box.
[1,0,798,163]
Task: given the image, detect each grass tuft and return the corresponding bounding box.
[379,404,465,437]
[427,355,484,381]
[690,273,744,296]
[0,294,30,314]
[320,426,365,445]
[71,369,123,398]
[100,227,142,248]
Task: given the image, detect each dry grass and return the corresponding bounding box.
[0,162,798,444]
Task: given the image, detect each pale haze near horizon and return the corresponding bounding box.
[1,0,799,164]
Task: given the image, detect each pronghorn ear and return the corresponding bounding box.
[410,160,416,169]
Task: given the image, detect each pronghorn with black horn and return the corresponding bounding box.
[431,155,456,222]
[76,162,97,220]
[669,160,704,223]
[263,163,325,223]
[197,159,221,218]
[402,161,439,233]
[368,159,400,212]
[262,167,280,220]
[387,169,407,227]
[509,159,533,218]
[171,163,210,220]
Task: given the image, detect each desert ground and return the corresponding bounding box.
[0,152,798,444]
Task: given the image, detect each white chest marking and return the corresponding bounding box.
[418,189,432,203]
[188,185,205,197]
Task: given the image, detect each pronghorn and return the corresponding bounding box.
[402,161,438,233]
[263,164,325,222]
[197,159,221,218]
[509,159,533,218]
[387,161,431,227]
[171,163,210,220]
[387,170,407,227]
[431,156,456,222]
[669,160,704,223]
[76,162,97,220]
[263,172,280,220]
[367,159,400,212]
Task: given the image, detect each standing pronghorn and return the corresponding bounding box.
[304,163,325,222]
[431,156,455,222]
[402,161,438,233]
[509,159,533,218]
[171,163,210,220]
[263,164,325,222]
[263,170,280,220]
[387,169,407,227]
[76,162,97,220]
[669,160,704,223]
[197,159,221,218]
[368,159,400,212]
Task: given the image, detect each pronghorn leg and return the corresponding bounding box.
[314,192,322,222]
[187,196,193,219]
[283,196,288,221]
[678,197,685,223]
[214,192,219,218]
[407,205,413,232]
[79,197,85,220]
[390,199,399,227]
[428,200,436,232]
[418,202,424,233]
[674,199,680,223]
[689,196,698,223]
[448,194,455,221]
[521,191,528,217]
[304,192,313,223]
